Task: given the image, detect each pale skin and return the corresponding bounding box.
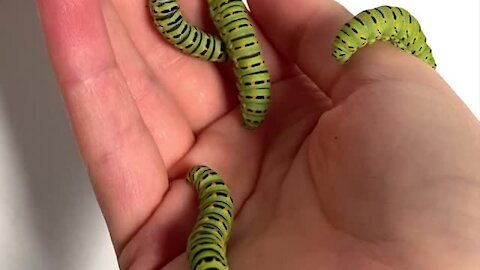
[37,0,480,269]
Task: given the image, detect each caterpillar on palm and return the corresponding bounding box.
[148,3,437,270]
[332,6,436,69]
[148,0,271,129]
[186,165,234,270]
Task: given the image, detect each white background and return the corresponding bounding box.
[0,0,478,269]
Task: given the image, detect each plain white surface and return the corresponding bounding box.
[0,0,478,269]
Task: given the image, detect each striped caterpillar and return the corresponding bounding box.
[186,165,234,270]
[332,6,436,69]
[148,0,271,129]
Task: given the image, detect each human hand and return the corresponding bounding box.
[37,0,480,269]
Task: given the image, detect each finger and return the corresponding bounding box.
[37,0,168,251]
[118,180,197,269]
[102,1,194,169]
[108,0,299,129]
[111,0,297,81]
[249,0,441,99]
[112,0,220,57]
[113,0,240,131]
[248,0,351,93]
[100,0,234,132]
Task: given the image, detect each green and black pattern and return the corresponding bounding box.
[149,0,271,129]
[186,165,234,270]
[332,6,436,69]
[148,0,227,62]
[148,3,437,270]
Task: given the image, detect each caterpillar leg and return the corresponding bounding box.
[148,0,227,62]
[186,165,234,270]
[208,0,271,129]
[332,6,436,69]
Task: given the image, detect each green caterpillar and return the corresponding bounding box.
[332,6,436,69]
[149,0,271,129]
[186,165,234,270]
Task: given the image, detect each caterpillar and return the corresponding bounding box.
[186,165,234,270]
[149,0,271,129]
[332,6,436,69]
[148,0,227,62]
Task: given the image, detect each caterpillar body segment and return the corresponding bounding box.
[332,6,436,69]
[149,0,227,62]
[186,166,234,270]
[209,0,271,129]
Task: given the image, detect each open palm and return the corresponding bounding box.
[37,0,480,269]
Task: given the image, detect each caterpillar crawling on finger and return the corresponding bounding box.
[149,0,271,129]
[186,166,234,270]
[332,6,436,69]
